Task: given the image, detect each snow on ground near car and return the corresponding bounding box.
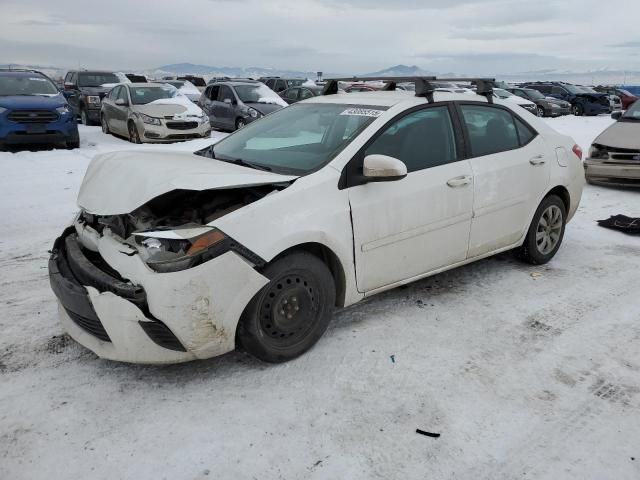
[1,117,639,479]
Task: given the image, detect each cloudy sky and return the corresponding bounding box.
[1,0,639,74]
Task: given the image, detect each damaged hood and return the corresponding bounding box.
[78,150,298,215]
[594,121,640,150]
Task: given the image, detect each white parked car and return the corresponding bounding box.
[49,82,585,364]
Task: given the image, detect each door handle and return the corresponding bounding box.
[529,155,545,165]
[446,175,472,188]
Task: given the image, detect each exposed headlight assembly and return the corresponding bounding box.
[56,105,72,114]
[588,144,609,160]
[87,95,101,105]
[247,107,260,119]
[140,113,161,126]
[134,228,261,273]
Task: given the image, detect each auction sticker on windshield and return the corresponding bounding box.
[340,108,384,117]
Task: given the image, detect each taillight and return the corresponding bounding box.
[572,144,583,160]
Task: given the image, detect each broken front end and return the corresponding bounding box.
[48,186,283,364]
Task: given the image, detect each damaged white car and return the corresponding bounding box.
[49,78,585,364]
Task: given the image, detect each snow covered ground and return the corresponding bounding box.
[1,117,639,479]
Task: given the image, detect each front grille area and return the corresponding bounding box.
[139,321,186,352]
[8,109,59,123]
[166,121,198,130]
[65,308,111,342]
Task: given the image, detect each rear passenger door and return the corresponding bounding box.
[348,105,474,293]
[459,103,550,258]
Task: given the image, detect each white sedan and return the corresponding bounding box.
[49,85,585,364]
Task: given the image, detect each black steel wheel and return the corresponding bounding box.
[238,252,335,363]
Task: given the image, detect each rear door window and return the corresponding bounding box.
[460,105,520,157]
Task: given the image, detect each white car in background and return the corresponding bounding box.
[493,87,538,115]
[49,80,585,364]
[155,80,202,104]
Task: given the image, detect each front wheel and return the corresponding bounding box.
[101,114,110,134]
[80,107,91,126]
[516,195,566,265]
[238,252,335,363]
[235,118,246,131]
[572,104,584,116]
[128,122,141,144]
[536,106,545,117]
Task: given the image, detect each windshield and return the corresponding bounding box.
[523,89,545,100]
[618,89,633,96]
[621,101,640,121]
[203,103,387,175]
[493,88,511,99]
[235,84,287,106]
[562,84,584,95]
[130,86,175,105]
[78,73,120,87]
[0,74,59,96]
[162,81,184,89]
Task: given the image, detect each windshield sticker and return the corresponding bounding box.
[340,108,383,117]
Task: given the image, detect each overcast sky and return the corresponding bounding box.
[1,0,639,74]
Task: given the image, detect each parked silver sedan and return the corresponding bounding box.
[585,103,640,186]
[100,83,211,143]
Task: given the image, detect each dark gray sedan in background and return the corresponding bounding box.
[199,81,287,131]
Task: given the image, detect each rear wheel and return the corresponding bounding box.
[128,122,141,144]
[572,104,584,116]
[517,195,566,265]
[536,106,545,117]
[66,138,80,149]
[238,252,335,363]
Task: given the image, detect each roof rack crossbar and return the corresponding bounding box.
[321,76,495,104]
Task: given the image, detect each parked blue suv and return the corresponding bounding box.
[0,69,79,149]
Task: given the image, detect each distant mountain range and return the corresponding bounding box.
[4,62,640,86]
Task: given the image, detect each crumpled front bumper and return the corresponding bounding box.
[584,158,640,187]
[49,226,269,364]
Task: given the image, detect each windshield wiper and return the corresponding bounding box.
[215,155,272,172]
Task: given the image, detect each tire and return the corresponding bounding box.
[101,114,110,134]
[536,106,545,117]
[128,122,141,144]
[66,139,80,149]
[238,252,336,363]
[235,118,246,131]
[572,104,584,116]
[80,107,91,126]
[517,195,567,265]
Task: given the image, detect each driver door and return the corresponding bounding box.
[348,105,474,293]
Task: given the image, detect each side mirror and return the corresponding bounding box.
[64,82,76,90]
[362,154,407,182]
[115,98,128,106]
[611,111,623,120]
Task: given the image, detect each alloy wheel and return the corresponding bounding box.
[536,205,563,255]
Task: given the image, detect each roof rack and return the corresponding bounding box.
[322,76,495,103]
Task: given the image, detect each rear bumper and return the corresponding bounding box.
[584,159,640,186]
[48,224,268,364]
